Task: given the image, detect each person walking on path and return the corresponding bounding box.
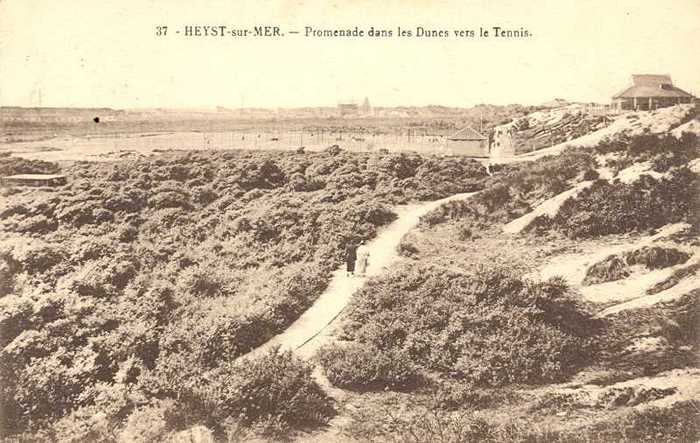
[345,241,358,277]
[356,240,370,277]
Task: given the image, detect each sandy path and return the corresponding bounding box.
[238,192,478,362]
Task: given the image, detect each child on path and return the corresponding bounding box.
[356,240,370,276]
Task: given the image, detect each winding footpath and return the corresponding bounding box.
[237,191,478,363]
[237,107,700,365]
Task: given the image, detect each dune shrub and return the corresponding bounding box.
[582,255,630,286]
[0,149,490,439]
[191,349,333,434]
[624,246,690,270]
[0,157,60,176]
[582,168,600,180]
[317,343,420,390]
[594,132,699,173]
[321,266,597,389]
[538,168,696,238]
[397,239,419,257]
[431,149,601,225]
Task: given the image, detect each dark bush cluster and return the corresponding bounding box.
[5,349,334,442]
[480,150,598,221]
[319,266,598,389]
[625,246,690,270]
[316,343,420,390]
[185,349,334,438]
[535,168,697,238]
[582,255,630,286]
[0,156,61,176]
[0,149,488,440]
[594,132,699,173]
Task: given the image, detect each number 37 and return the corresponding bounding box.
[156,26,168,36]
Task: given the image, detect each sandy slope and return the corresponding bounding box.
[528,221,699,317]
[540,368,700,413]
[502,180,595,234]
[495,104,695,164]
[535,223,691,285]
[237,192,478,363]
[671,118,700,137]
[531,227,700,316]
[595,274,700,318]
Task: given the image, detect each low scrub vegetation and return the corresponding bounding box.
[582,255,630,286]
[419,149,598,227]
[41,349,332,442]
[342,398,700,442]
[0,155,61,176]
[0,149,487,439]
[477,149,598,222]
[319,266,598,389]
[186,349,334,438]
[595,132,699,173]
[316,344,420,391]
[625,246,690,270]
[530,133,698,239]
[535,168,697,238]
[420,132,698,242]
[585,399,700,443]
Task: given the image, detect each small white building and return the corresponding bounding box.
[445,126,489,157]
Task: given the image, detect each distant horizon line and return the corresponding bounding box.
[0,99,607,112]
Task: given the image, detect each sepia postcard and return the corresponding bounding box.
[1,0,699,441]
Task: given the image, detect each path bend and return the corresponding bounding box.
[237,191,478,362]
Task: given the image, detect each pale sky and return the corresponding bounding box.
[1,0,699,109]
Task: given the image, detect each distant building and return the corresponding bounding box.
[338,102,359,116]
[445,126,489,157]
[1,174,67,187]
[612,75,694,111]
[361,97,372,115]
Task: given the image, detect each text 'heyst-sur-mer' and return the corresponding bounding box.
[156,25,532,38]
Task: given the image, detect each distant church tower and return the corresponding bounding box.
[361,97,372,115]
